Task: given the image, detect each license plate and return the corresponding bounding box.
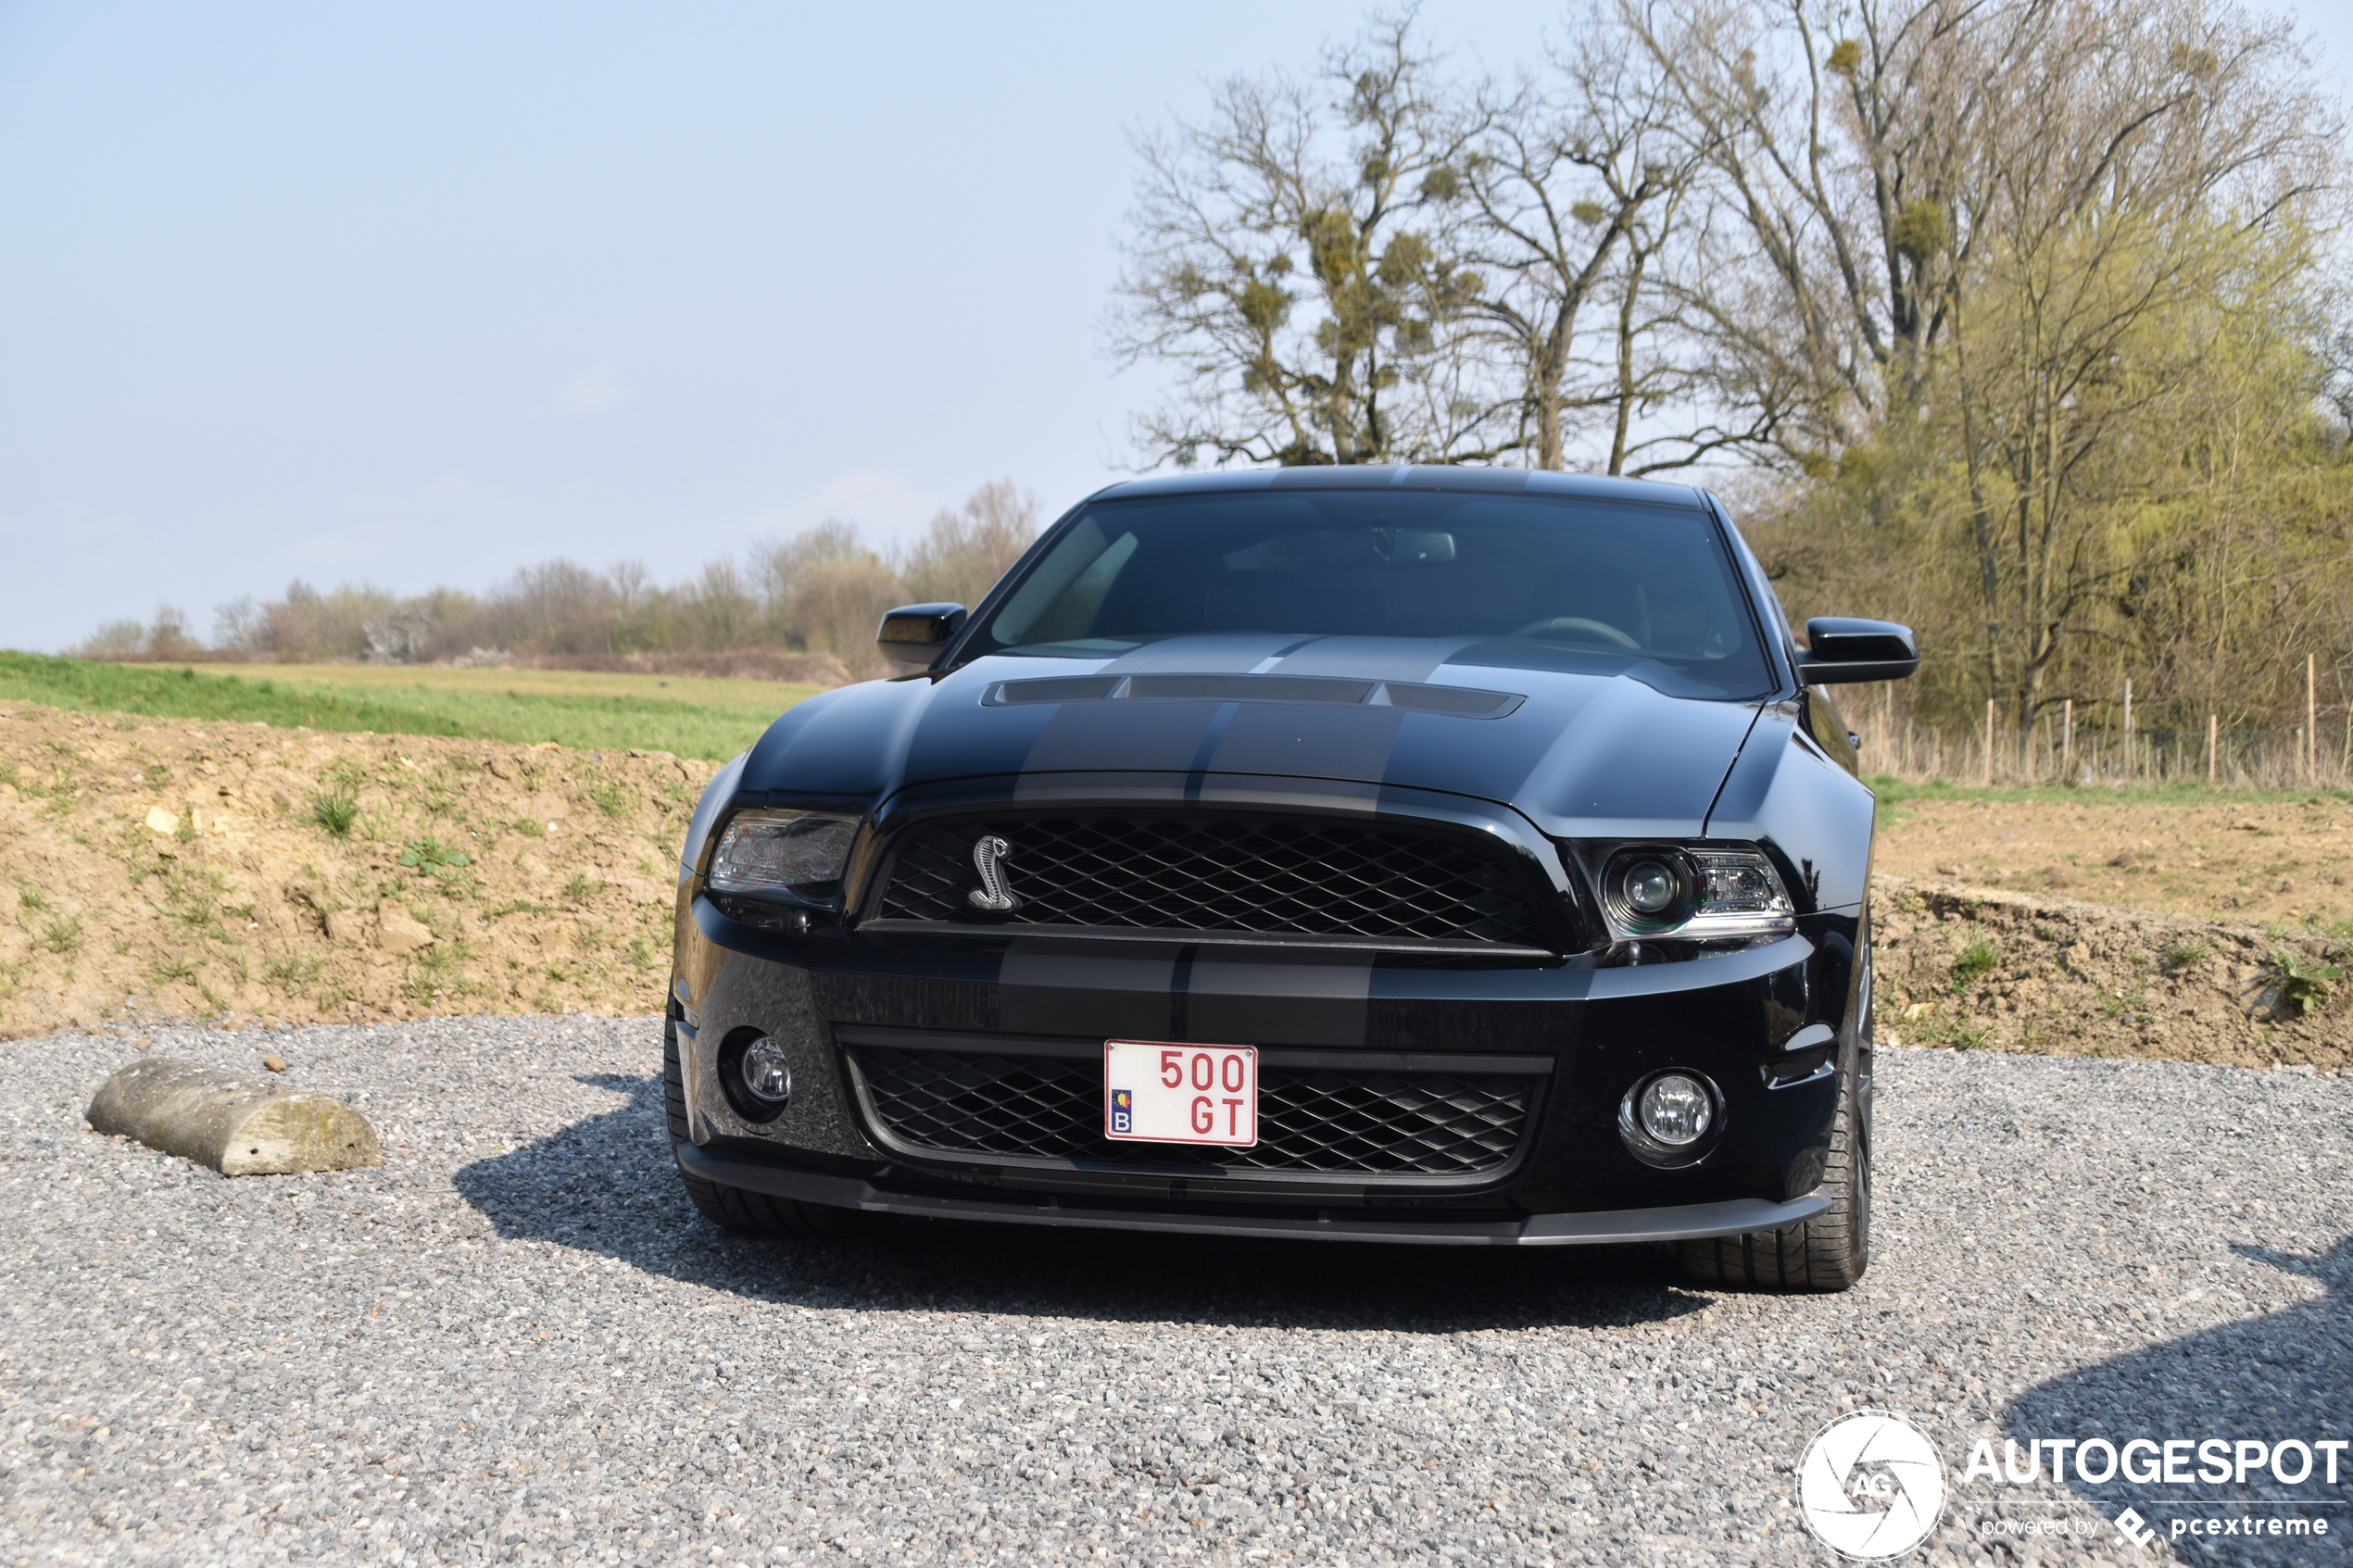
[1103,1040,1258,1147]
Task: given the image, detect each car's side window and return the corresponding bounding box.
[989,520,1139,646]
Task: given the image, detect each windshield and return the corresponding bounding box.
[969,489,1774,700]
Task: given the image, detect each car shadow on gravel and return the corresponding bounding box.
[453,1073,1716,1333]
[2004,1236,2352,1563]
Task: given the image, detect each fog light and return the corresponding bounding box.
[1618,1070,1719,1165]
[738,1036,791,1106]
[1639,1073,1711,1143]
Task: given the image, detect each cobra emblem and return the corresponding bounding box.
[966,834,1018,911]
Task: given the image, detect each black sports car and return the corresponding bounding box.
[663,467,1917,1289]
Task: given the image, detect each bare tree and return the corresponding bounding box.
[1452,18,1707,470]
[1621,0,2023,460]
[676,560,761,651]
[211,596,266,653]
[752,522,908,672]
[1110,14,1493,466]
[902,480,1044,608]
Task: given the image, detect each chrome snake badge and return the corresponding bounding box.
[967,834,1018,912]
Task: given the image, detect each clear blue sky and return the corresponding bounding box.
[2,2,2347,654]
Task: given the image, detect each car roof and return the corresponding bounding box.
[1088,465,1710,509]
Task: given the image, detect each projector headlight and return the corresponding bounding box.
[1594,845,1794,944]
[707,810,861,897]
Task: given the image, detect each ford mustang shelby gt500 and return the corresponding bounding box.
[662,467,1917,1289]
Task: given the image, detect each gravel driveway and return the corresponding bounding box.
[2,1018,2346,1567]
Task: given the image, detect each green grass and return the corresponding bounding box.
[1868,772,2353,807]
[1952,934,1999,985]
[309,785,360,837]
[0,653,824,759]
[2160,938,2211,972]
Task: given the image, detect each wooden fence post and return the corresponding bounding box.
[2308,653,2318,784]
[2208,712,2218,785]
[1983,698,1995,786]
[2061,698,2072,778]
[2122,680,2133,784]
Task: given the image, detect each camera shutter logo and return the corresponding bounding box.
[1798,1411,1946,1560]
[967,834,1018,911]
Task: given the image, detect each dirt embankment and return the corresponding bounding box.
[1872,877,2349,1070]
[6,700,2351,1068]
[1873,793,2353,929]
[0,702,714,1038]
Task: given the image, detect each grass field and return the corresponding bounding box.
[1870,774,2353,806]
[0,654,821,759]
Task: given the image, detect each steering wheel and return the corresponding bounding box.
[1511,615,1640,648]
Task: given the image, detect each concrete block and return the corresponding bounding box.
[85,1057,383,1175]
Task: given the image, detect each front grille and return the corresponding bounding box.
[874,814,1549,947]
[845,1045,1538,1179]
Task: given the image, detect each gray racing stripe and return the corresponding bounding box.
[1008,636,1292,782]
[1263,636,1473,684]
[1184,703,1241,801]
[1207,702,1408,784]
[997,941,1181,1037]
[1012,696,1219,776]
[1185,951,1374,1047]
[1101,634,1299,673]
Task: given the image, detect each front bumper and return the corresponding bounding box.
[671,886,1863,1241]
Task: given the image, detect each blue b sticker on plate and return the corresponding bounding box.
[1110,1088,1133,1135]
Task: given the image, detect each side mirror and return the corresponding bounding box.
[876,603,967,669]
[1797,618,1919,684]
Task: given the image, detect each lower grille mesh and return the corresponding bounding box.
[846,1046,1536,1177]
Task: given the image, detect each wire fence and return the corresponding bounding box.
[1852,697,2353,788]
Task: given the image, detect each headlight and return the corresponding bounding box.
[706,810,860,897]
[1596,845,1793,943]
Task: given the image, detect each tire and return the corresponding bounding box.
[662,1016,865,1239]
[1679,1064,1870,1292]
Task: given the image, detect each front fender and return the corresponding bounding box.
[1705,704,1876,912]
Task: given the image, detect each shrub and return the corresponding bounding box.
[2267,949,2343,1016]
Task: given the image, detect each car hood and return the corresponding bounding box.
[739,634,1767,838]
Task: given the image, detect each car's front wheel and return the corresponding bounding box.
[1678,1065,1869,1292]
[662,1017,867,1239]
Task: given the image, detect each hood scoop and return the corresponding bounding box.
[982,671,1525,719]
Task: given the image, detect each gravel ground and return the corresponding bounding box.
[2,1018,2347,1568]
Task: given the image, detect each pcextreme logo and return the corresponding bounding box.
[1797,1411,1947,1560]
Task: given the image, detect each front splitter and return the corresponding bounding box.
[675,1142,1829,1247]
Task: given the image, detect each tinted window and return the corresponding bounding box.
[972,490,1772,699]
